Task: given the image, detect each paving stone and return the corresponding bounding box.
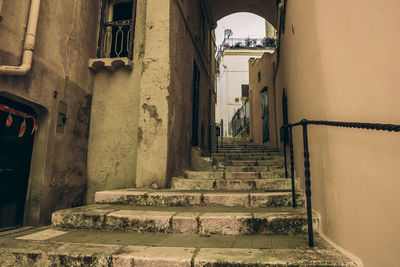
[113,246,195,267]
[225,172,260,180]
[16,229,67,241]
[199,213,253,235]
[105,210,175,233]
[171,178,215,190]
[202,193,249,207]
[254,178,291,191]
[171,212,200,234]
[146,192,202,206]
[193,248,356,267]
[184,171,224,179]
[215,179,254,190]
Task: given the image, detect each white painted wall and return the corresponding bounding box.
[215,48,274,136]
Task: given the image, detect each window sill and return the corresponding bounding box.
[88,57,133,72]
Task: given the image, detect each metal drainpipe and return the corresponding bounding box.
[0,0,4,22]
[0,0,41,76]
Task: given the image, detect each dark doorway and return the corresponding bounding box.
[261,87,270,142]
[0,96,36,229]
[191,62,200,146]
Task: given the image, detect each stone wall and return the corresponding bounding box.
[0,0,100,224]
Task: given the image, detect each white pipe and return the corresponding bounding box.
[0,0,41,76]
[0,0,4,22]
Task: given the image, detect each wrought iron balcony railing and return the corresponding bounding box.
[97,19,135,59]
[231,100,250,137]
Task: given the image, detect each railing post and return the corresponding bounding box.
[282,126,288,178]
[301,119,314,247]
[288,126,297,208]
[221,119,224,147]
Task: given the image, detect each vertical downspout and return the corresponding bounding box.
[0,0,41,75]
[0,0,4,22]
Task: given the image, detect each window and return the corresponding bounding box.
[241,84,249,98]
[97,0,137,59]
[258,71,261,83]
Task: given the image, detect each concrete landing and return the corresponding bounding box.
[0,229,357,266]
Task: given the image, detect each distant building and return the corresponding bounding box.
[215,41,274,136]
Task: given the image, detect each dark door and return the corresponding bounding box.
[191,62,200,146]
[261,87,270,142]
[0,96,36,229]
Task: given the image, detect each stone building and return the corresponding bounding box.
[0,0,399,266]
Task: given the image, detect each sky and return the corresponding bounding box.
[215,12,266,47]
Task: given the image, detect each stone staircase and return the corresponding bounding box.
[0,138,357,266]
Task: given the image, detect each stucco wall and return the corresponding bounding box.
[135,0,170,188]
[248,52,277,147]
[86,0,146,201]
[0,0,100,224]
[168,0,215,181]
[275,0,400,266]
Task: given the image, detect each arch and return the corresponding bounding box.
[209,0,278,28]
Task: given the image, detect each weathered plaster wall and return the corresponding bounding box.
[135,0,170,188]
[168,0,215,181]
[0,0,100,224]
[275,0,400,265]
[86,0,146,202]
[248,52,277,147]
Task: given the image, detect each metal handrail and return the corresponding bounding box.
[281,119,400,247]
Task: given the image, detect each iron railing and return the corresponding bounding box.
[231,100,250,137]
[281,119,400,247]
[97,19,135,59]
[216,37,277,67]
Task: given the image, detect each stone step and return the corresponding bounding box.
[95,190,304,207]
[212,152,282,157]
[213,156,283,161]
[172,178,293,191]
[52,205,317,235]
[184,171,286,180]
[0,231,356,266]
[223,166,286,173]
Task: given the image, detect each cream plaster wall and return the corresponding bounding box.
[248,52,277,147]
[135,0,170,188]
[275,1,400,266]
[86,0,146,201]
[0,0,100,224]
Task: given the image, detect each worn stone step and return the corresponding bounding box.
[212,152,282,158]
[52,205,317,235]
[95,190,304,207]
[223,166,286,174]
[171,178,292,191]
[232,160,257,166]
[184,170,286,179]
[0,233,356,266]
